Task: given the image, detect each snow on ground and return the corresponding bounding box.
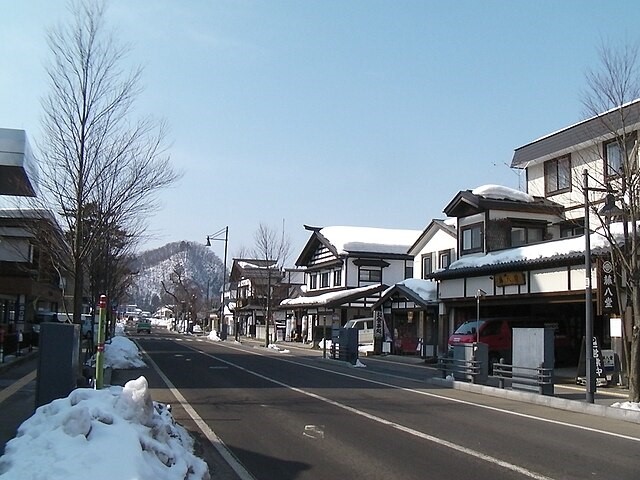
[267,343,290,353]
[0,336,207,480]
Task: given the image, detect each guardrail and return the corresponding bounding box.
[493,360,554,395]
[437,356,483,384]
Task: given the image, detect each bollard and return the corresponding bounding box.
[17,330,23,356]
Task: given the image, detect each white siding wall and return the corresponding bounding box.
[412,229,457,278]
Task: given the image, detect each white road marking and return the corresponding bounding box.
[182,344,555,480]
[140,349,256,480]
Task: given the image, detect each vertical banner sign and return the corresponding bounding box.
[95,295,107,389]
[598,258,618,315]
[374,310,384,339]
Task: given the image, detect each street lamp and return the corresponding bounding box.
[475,289,486,344]
[206,227,229,339]
[581,170,624,403]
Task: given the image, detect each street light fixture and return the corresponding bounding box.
[206,227,229,339]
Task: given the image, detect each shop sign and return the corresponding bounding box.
[597,258,618,315]
[494,271,526,287]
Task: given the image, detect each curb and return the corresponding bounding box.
[430,377,640,425]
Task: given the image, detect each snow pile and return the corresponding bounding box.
[0,377,209,480]
[207,330,222,342]
[611,401,640,411]
[105,336,147,369]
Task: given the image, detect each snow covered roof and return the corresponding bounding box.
[373,278,438,310]
[471,184,534,203]
[431,226,620,279]
[280,283,386,308]
[320,226,422,255]
[443,186,562,218]
[295,225,422,267]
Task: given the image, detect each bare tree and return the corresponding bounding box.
[581,40,640,401]
[34,0,181,322]
[253,222,291,347]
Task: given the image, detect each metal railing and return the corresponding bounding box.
[493,360,554,395]
[437,356,483,383]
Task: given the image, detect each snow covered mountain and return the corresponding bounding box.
[128,241,224,312]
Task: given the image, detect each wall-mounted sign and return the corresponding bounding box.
[494,271,526,287]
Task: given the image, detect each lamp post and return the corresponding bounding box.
[475,289,486,344]
[206,227,229,339]
[582,169,617,403]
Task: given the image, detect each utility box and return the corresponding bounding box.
[36,322,81,407]
[338,327,358,364]
[512,327,554,395]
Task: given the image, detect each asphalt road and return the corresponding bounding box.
[131,331,640,480]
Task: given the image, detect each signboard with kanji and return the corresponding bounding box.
[597,258,618,315]
[374,311,384,339]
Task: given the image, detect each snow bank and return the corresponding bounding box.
[105,336,147,369]
[0,377,209,480]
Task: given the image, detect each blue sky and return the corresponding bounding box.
[1,0,639,263]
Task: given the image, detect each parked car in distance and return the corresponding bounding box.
[136,318,152,334]
[344,317,375,345]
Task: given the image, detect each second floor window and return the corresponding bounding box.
[511,225,544,247]
[333,270,342,287]
[461,224,483,254]
[439,250,451,269]
[544,155,571,195]
[421,254,432,279]
[405,264,413,279]
[359,268,382,283]
[604,134,636,178]
[320,272,330,288]
[309,274,317,289]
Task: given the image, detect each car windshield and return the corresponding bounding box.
[454,320,485,335]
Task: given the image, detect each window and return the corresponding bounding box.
[421,254,433,279]
[604,135,636,178]
[461,224,483,254]
[510,225,544,247]
[544,155,571,195]
[309,274,317,289]
[320,272,330,288]
[439,250,451,269]
[359,268,382,282]
[333,269,342,287]
[560,221,584,238]
[405,264,413,279]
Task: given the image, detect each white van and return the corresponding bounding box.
[344,317,375,345]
